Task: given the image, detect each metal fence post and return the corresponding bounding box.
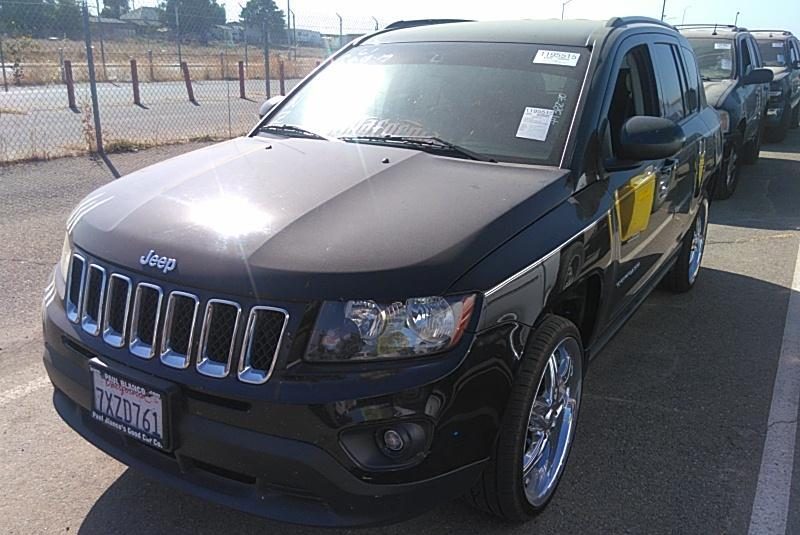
[220,51,225,79]
[181,61,196,103]
[0,33,7,93]
[82,1,118,177]
[279,59,285,95]
[64,60,77,109]
[94,0,108,81]
[262,19,270,98]
[147,50,154,81]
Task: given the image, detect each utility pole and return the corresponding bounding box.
[661,0,667,21]
[94,0,107,80]
[175,1,182,65]
[286,0,291,46]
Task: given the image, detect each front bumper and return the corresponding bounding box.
[42,272,517,527]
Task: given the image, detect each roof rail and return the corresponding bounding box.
[384,19,473,31]
[749,29,793,35]
[674,23,748,32]
[607,16,673,30]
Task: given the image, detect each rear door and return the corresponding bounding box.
[739,36,761,139]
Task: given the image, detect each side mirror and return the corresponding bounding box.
[259,95,285,118]
[742,68,774,85]
[617,116,685,161]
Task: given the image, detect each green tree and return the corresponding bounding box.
[0,0,81,38]
[100,0,129,19]
[161,0,226,42]
[239,0,285,43]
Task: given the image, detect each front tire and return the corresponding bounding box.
[662,198,709,293]
[741,122,763,165]
[767,98,792,142]
[791,104,799,129]
[713,140,740,200]
[465,315,583,521]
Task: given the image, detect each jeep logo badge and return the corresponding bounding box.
[139,249,177,274]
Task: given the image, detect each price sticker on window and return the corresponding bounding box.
[516,107,554,141]
[533,50,581,67]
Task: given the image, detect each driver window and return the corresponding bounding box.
[741,40,753,74]
[608,45,657,155]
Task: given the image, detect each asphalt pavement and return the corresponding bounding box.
[1,131,799,534]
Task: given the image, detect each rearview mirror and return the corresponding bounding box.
[259,95,285,118]
[742,68,773,85]
[617,116,685,162]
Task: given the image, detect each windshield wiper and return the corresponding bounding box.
[258,124,328,140]
[340,135,496,162]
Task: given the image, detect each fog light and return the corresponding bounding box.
[383,429,405,452]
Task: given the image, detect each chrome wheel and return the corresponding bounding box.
[522,336,583,507]
[688,201,708,284]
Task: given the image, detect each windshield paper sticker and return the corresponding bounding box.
[714,42,732,50]
[772,42,785,47]
[533,50,581,67]
[516,107,554,141]
[720,58,733,70]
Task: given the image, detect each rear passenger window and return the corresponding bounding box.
[652,43,686,121]
[681,47,701,112]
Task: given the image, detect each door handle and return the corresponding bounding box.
[656,159,677,203]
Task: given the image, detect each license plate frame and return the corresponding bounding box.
[90,362,172,451]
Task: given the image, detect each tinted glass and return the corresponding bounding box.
[681,47,701,111]
[265,42,589,165]
[652,43,686,121]
[757,39,788,66]
[740,39,753,73]
[688,38,734,79]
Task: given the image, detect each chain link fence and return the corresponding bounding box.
[0,0,378,164]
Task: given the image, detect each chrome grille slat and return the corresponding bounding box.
[102,274,132,347]
[160,291,200,369]
[65,254,86,323]
[197,299,241,378]
[129,282,163,359]
[81,264,107,336]
[238,306,289,385]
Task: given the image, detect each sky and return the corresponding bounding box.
[211,0,800,38]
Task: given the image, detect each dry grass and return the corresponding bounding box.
[3,37,326,86]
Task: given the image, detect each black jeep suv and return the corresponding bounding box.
[678,24,773,199]
[752,30,800,141]
[43,18,721,527]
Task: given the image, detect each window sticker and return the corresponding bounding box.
[533,50,581,67]
[772,42,785,48]
[714,42,732,50]
[516,107,554,141]
[777,54,785,63]
[720,58,733,70]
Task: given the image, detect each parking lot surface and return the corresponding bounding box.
[1,131,800,534]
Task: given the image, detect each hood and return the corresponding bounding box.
[703,79,736,108]
[70,137,571,301]
[766,66,790,81]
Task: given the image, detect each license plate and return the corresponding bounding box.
[90,365,168,450]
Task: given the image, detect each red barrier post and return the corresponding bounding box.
[181,61,196,103]
[238,61,245,99]
[130,59,141,106]
[279,59,285,96]
[64,60,76,109]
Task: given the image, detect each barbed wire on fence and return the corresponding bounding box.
[0,0,378,163]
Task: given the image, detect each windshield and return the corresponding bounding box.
[757,40,787,66]
[262,42,589,165]
[688,38,735,79]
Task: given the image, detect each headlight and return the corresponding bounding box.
[59,233,72,280]
[718,110,730,134]
[305,294,477,362]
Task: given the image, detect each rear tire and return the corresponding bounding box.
[465,315,583,522]
[791,104,800,129]
[712,140,740,200]
[662,198,709,293]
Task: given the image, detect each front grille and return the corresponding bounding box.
[197,300,241,378]
[63,253,289,384]
[102,274,132,347]
[130,283,163,359]
[65,254,86,323]
[81,264,106,335]
[160,292,199,369]
[238,307,289,384]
